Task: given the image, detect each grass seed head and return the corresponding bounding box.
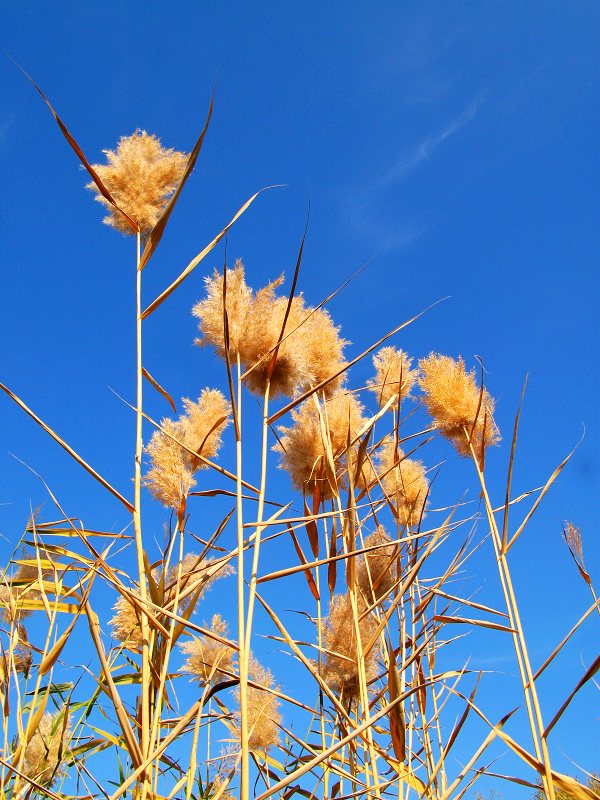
[368,346,417,409]
[180,613,234,684]
[22,711,71,787]
[321,593,379,700]
[193,264,347,398]
[357,527,398,602]
[235,655,281,754]
[87,130,188,234]
[275,390,366,499]
[419,353,500,456]
[144,389,231,508]
[378,439,429,527]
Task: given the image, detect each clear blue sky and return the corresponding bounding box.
[1,1,598,792]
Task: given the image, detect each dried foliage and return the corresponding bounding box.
[2,80,593,800]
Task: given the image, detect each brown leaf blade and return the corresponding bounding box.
[387,643,406,763]
[13,60,138,233]
[142,367,176,414]
[138,96,214,271]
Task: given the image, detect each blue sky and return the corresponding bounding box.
[1,1,599,793]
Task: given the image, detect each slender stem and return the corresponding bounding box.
[244,380,270,657]
[133,231,151,789]
[236,355,249,800]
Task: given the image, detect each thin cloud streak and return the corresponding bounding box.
[380,96,483,188]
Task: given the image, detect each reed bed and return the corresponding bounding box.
[0,73,597,800]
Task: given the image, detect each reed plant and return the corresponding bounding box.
[1,71,597,800]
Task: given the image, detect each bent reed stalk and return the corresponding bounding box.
[0,77,596,800]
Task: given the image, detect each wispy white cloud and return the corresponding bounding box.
[340,96,484,254]
[380,96,483,188]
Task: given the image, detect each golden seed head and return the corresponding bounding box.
[87,130,188,234]
[144,389,231,509]
[109,591,144,649]
[367,346,418,408]
[22,711,71,787]
[235,656,281,753]
[193,262,347,398]
[274,390,366,500]
[419,353,500,456]
[357,527,398,602]
[321,593,379,700]
[378,440,429,527]
[180,614,234,684]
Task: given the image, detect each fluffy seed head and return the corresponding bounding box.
[22,711,71,787]
[321,593,379,700]
[192,261,254,360]
[180,614,234,684]
[275,391,367,499]
[0,558,53,623]
[378,440,429,527]
[368,347,418,409]
[235,656,281,753]
[193,263,347,398]
[419,354,500,456]
[110,555,232,650]
[144,389,231,508]
[109,591,144,649]
[357,528,399,602]
[87,131,188,234]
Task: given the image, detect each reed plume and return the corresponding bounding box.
[275,390,366,499]
[22,711,71,787]
[419,353,499,456]
[368,346,417,408]
[378,439,429,527]
[144,388,231,508]
[180,613,234,684]
[87,131,188,234]
[321,593,378,700]
[357,527,398,602]
[193,261,347,398]
[235,656,281,753]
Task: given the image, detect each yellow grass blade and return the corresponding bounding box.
[141,189,269,318]
[0,380,134,513]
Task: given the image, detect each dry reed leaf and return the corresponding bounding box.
[387,643,406,763]
[141,189,267,318]
[287,526,319,602]
[543,651,600,739]
[13,60,138,233]
[142,367,177,414]
[0,381,134,512]
[139,96,213,270]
